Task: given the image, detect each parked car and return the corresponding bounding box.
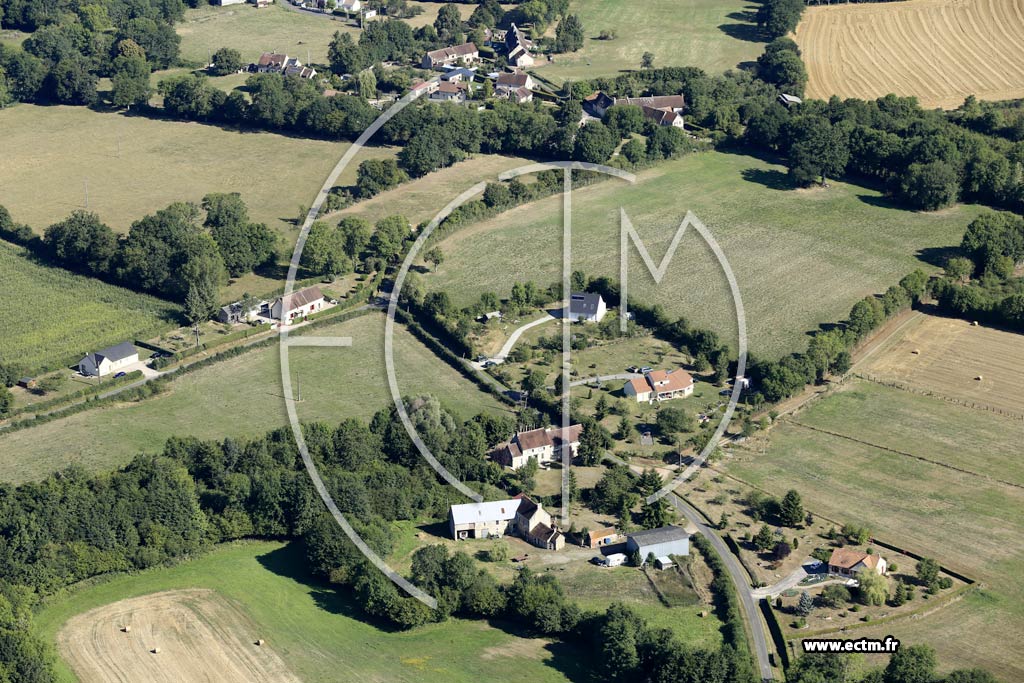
[626,366,640,373]
[113,371,127,378]
[640,366,653,373]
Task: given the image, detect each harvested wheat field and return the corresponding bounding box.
[796,0,1024,109]
[860,313,1024,418]
[57,589,299,683]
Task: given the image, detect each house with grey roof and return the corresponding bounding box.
[78,342,139,377]
[568,291,607,323]
[626,526,689,567]
[449,495,564,549]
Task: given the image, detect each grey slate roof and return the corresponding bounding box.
[88,341,137,363]
[626,525,689,546]
[569,291,603,317]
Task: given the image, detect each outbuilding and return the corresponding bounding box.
[625,526,689,565]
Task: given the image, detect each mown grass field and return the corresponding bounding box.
[176,2,355,66]
[540,0,764,84]
[726,380,1024,679]
[36,541,585,683]
[0,312,512,484]
[0,242,180,373]
[429,151,978,358]
[797,0,1024,109]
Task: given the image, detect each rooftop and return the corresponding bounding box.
[627,525,689,546]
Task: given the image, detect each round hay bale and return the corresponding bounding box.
[975,375,983,381]
[256,639,265,647]
[972,321,979,326]
[151,648,160,654]
[121,625,131,633]
[911,349,920,355]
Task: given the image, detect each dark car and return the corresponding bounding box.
[113,371,127,378]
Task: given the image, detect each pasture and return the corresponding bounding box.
[796,0,1024,109]
[58,590,300,683]
[0,312,512,484]
[540,0,764,83]
[176,2,354,66]
[725,380,1024,679]
[0,242,180,373]
[859,313,1024,418]
[37,541,584,683]
[428,151,977,358]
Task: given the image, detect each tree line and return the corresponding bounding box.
[0,195,275,316]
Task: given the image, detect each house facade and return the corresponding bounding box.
[568,291,607,322]
[449,495,563,549]
[626,526,690,565]
[422,42,479,69]
[78,342,139,377]
[270,286,324,323]
[828,548,888,577]
[493,424,583,468]
[623,368,694,402]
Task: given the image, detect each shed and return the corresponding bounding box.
[17,377,36,389]
[625,526,689,563]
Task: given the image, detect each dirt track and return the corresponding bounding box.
[57,589,300,683]
[796,0,1024,109]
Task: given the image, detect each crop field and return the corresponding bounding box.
[0,242,180,373]
[37,541,585,683]
[58,590,300,683]
[177,2,356,66]
[0,312,511,484]
[330,153,535,227]
[859,313,1024,418]
[540,0,764,84]
[725,380,1024,679]
[796,0,1024,109]
[428,151,977,358]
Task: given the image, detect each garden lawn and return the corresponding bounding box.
[0,312,512,484]
[35,540,585,683]
[429,151,978,358]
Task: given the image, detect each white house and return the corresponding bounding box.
[493,424,583,469]
[505,23,534,67]
[828,548,888,577]
[449,496,564,549]
[623,368,694,402]
[270,286,324,323]
[215,0,247,5]
[338,0,361,11]
[78,342,139,377]
[495,70,534,95]
[626,526,689,567]
[422,42,479,69]
[567,291,606,322]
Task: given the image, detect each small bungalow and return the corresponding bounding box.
[828,548,888,577]
[623,368,694,403]
[270,286,324,324]
[778,93,803,107]
[78,342,138,377]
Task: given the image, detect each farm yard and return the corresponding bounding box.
[428,151,978,358]
[37,541,584,683]
[859,313,1024,418]
[0,241,180,374]
[725,379,1024,679]
[796,0,1024,109]
[57,590,300,683]
[540,0,764,83]
[0,312,512,484]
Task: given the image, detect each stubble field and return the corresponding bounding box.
[796,0,1024,109]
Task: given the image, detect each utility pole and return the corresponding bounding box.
[84,179,89,209]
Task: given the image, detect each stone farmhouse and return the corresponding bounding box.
[448,495,564,550]
[493,424,584,469]
[623,368,694,402]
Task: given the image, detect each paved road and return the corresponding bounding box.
[750,565,808,599]
[495,311,557,360]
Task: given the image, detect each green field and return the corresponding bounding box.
[726,380,1024,679]
[429,151,978,358]
[539,0,764,84]
[0,311,511,484]
[176,2,356,66]
[0,242,180,373]
[35,541,584,683]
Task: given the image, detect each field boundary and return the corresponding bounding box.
[854,372,1024,420]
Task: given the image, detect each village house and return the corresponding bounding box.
[495,70,534,95]
[410,80,440,97]
[78,341,138,378]
[255,52,288,73]
[337,0,361,11]
[270,286,324,324]
[626,526,689,568]
[582,90,614,118]
[614,94,686,129]
[568,291,607,322]
[505,23,534,68]
[215,0,246,5]
[623,368,694,402]
[828,548,888,577]
[430,80,467,103]
[440,67,476,83]
[493,424,584,469]
[506,86,533,104]
[422,42,479,69]
[217,300,264,325]
[585,527,619,548]
[448,495,563,549]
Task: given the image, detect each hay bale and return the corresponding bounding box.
[121,625,131,633]
[975,375,983,381]
[151,648,160,654]
[256,639,265,647]
[699,610,709,618]
[911,349,920,355]
[972,321,979,326]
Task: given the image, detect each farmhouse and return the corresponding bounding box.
[410,80,439,97]
[430,81,467,103]
[614,95,686,129]
[506,86,533,104]
[441,67,476,83]
[255,52,288,73]
[583,90,614,118]
[585,527,619,548]
[828,548,888,577]
[568,291,607,322]
[495,70,534,95]
[626,526,689,567]
[493,424,584,468]
[448,495,562,549]
[422,42,479,69]
[623,368,694,402]
[505,23,534,67]
[270,286,324,323]
[78,342,138,377]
